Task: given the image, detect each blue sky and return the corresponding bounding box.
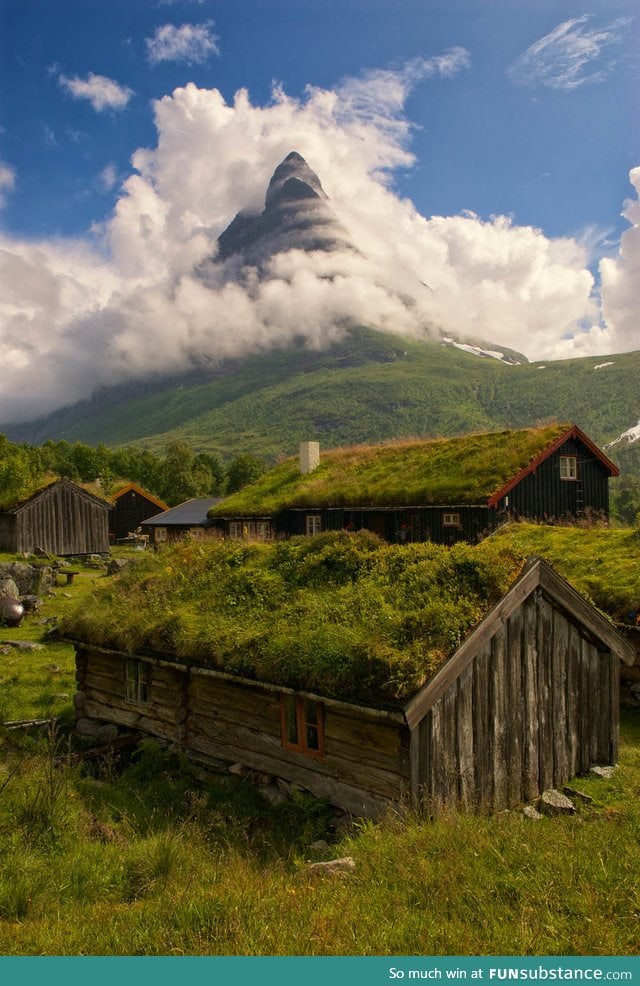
[1,0,637,240]
[0,0,638,422]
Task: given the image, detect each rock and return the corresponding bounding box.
[86,555,105,569]
[307,856,356,875]
[257,785,288,806]
[228,763,249,777]
[2,639,43,651]
[106,558,133,576]
[539,789,576,815]
[523,805,544,820]
[590,765,616,779]
[330,813,357,836]
[563,785,594,804]
[309,839,329,854]
[0,578,20,599]
[75,718,119,741]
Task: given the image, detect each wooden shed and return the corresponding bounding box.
[209,425,619,545]
[0,478,111,556]
[109,483,169,544]
[69,557,633,817]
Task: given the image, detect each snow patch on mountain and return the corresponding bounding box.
[604,420,640,448]
[442,337,525,365]
[594,361,615,370]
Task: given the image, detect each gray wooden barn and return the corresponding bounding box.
[0,478,111,556]
[71,558,633,816]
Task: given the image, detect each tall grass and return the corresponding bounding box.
[0,716,639,955]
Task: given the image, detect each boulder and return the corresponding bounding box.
[0,578,20,599]
[539,789,576,815]
[307,857,356,875]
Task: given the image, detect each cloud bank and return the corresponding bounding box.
[0,61,637,423]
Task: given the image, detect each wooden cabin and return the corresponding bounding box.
[0,478,111,556]
[70,556,633,817]
[209,425,618,545]
[140,497,224,546]
[109,484,169,544]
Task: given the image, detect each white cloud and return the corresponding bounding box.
[145,21,219,65]
[508,15,631,90]
[58,72,134,112]
[98,163,118,192]
[0,163,16,208]
[599,168,640,354]
[0,62,636,423]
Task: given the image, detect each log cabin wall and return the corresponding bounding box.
[74,646,410,818]
[411,589,619,811]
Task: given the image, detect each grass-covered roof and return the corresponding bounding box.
[60,532,527,706]
[210,424,569,517]
[489,523,640,622]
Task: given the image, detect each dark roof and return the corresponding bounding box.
[141,497,224,527]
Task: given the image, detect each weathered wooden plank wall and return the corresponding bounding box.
[75,647,411,818]
[413,591,618,811]
[12,483,110,555]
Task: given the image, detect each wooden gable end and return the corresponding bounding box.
[11,480,111,555]
[406,560,633,811]
[488,425,618,518]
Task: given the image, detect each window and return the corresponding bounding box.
[125,659,151,704]
[442,512,461,527]
[305,514,322,536]
[280,695,325,758]
[559,455,578,481]
[257,521,272,540]
[154,526,167,543]
[229,521,242,539]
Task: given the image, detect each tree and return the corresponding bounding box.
[225,454,264,494]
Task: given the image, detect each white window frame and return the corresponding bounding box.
[305,514,322,536]
[154,526,167,543]
[442,512,461,527]
[559,455,578,481]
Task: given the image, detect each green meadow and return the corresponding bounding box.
[1,531,639,955]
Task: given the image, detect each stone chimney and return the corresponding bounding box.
[299,441,320,474]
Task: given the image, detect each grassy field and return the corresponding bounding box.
[1,544,640,955]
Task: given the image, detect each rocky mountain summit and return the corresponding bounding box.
[215,151,352,266]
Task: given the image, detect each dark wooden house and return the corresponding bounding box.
[0,478,111,556]
[70,557,633,817]
[109,484,169,544]
[140,497,224,546]
[209,425,618,545]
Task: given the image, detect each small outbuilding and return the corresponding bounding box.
[109,483,169,544]
[0,478,111,556]
[140,497,224,546]
[65,536,633,816]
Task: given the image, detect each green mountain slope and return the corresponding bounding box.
[4,328,640,475]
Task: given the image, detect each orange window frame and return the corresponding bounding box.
[279,694,325,759]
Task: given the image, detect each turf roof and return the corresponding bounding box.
[61,531,527,706]
[210,424,569,517]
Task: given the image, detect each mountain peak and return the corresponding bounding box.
[215,152,350,265]
[264,151,327,208]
